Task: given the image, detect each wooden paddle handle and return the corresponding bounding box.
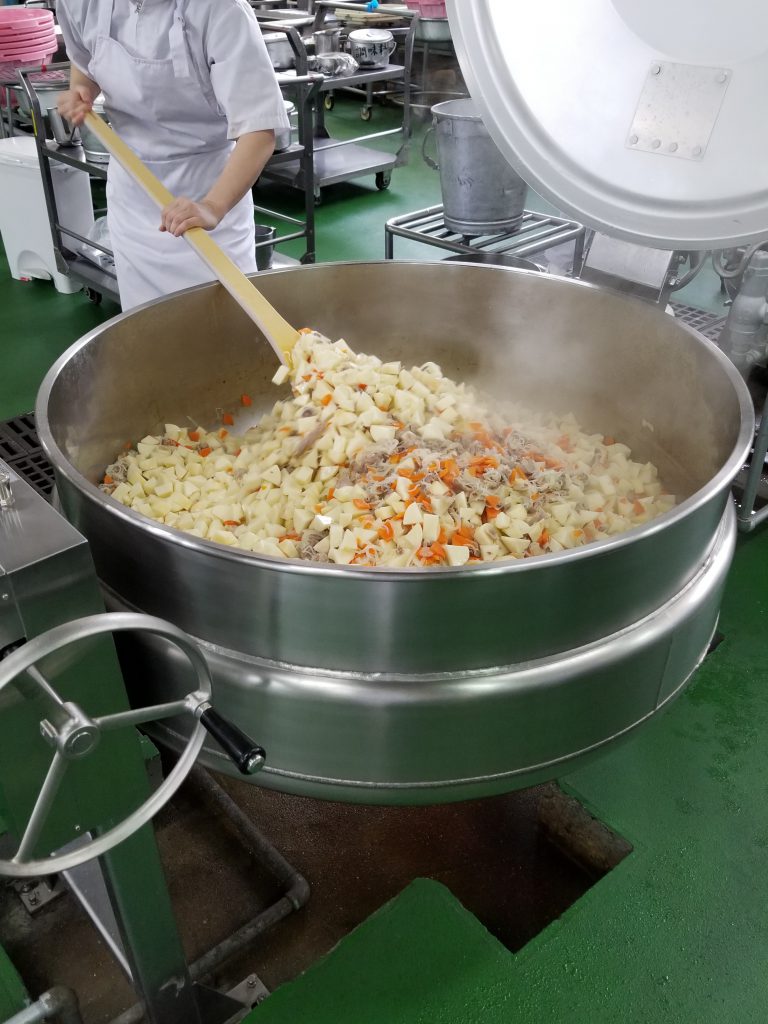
[82,111,298,364]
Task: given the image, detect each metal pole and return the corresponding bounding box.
[2,987,83,1024]
[99,826,204,1024]
[737,392,768,532]
[105,767,310,1024]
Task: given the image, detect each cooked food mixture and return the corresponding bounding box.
[102,331,675,567]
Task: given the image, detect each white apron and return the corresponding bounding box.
[91,0,257,311]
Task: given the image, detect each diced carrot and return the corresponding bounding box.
[633,499,645,516]
[398,468,414,479]
[188,431,200,442]
[437,527,449,545]
[483,506,500,522]
[235,448,242,456]
[223,520,241,527]
[509,467,527,483]
[486,495,500,507]
[199,447,212,457]
[103,475,114,485]
[321,394,333,406]
[572,529,583,539]
[530,491,540,501]
[431,542,446,559]
[361,516,375,529]
[302,374,312,382]
[451,535,474,547]
[327,487,335,500]
[353,499,372,510]
[219,429,229,439]
[378,521,394,541]
[241,394,252,406]
[603,435,615,446]
[298,327,313,334]
[539,529,550,546]
[557,435,573,452]
[314,504,324,513]
[222,413,235,426]
[123,440,132,451]
[357,383,367,391]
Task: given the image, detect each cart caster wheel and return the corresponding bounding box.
[84,287,102,306]
[375,171,391,191]
[324,94,335,111]
[314,189,323,206]
[360,106,372,122]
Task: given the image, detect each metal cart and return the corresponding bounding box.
[16,55,321,306]
[260,1,417,203]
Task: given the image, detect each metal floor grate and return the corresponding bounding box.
[669,302,727,343]
[0,414,55,499]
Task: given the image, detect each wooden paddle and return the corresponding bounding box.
[82,112,298,365]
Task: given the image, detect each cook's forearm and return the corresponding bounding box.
[203,131,276,220]
[70,65,101,101]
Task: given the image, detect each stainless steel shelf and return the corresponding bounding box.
[263,136,394,194]
[385,205,587,265]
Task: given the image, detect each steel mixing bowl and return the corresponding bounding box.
[36,262,753,803]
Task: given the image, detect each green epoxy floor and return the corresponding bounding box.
[1,96,764,1023]
[249,525,768,1024]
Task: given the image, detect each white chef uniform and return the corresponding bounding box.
[57,0,289,310]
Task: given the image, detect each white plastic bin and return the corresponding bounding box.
[0,135,93,293]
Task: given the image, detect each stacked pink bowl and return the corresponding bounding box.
[0,8,57,66]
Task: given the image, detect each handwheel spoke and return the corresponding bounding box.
[13,751,68,864]
[11,666,66,717]
[25,666,65,707]
[94,699,191,732]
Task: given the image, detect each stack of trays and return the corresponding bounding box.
[0,8,57,65]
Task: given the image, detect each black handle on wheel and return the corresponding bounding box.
[200,708,266,776]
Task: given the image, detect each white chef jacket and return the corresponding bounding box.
[55,0,290,309]
[56,0,289,146]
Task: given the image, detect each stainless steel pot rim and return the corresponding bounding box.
[36,261,754,582]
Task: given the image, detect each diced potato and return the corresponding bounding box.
[106,331,674,569]
[445,544,470,566]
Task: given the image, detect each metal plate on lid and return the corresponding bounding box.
[447,0,768,249]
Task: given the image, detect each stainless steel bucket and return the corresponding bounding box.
[313,27,343,54]
[78,96,110,165]
[424,98,527,236]
[36,262,753,804]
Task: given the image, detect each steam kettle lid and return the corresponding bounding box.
[447,0,768,249]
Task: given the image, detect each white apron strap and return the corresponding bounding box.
[97,0,115,39]
[169,0,191,79]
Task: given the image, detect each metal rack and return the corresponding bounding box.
[261,1,417,203]
[385,204,587,269]
[15,56,321,305]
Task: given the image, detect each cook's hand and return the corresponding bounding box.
[160,198,222,237]
[57,86,95,126]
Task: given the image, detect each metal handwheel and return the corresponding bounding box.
[0,613,265,879]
